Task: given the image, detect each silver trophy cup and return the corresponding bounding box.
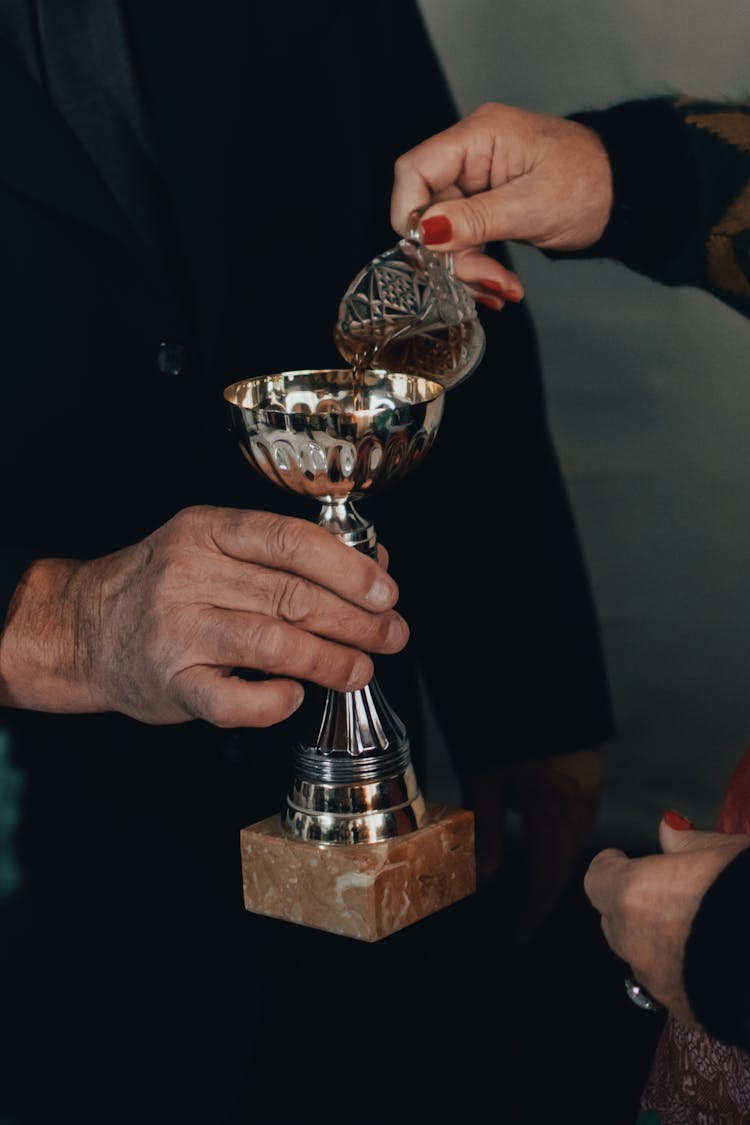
[224,367,445,846]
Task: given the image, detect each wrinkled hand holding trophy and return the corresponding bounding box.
[224,213,485,940]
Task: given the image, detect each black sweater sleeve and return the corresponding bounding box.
[683,845,750,1053]
[557,96,750,318]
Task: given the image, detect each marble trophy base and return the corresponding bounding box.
[240,803,476,942]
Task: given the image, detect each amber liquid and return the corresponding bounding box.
[334,317,480,399]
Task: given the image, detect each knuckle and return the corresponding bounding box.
[165,505,211,541]
[266,515,312,567]
[166,504,232,556]
[464,201,489,244]
[307,642,366,690]
[247,618,291,670]
[393,152,412,175]
[272,574,315,624]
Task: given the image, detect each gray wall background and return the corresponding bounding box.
[417,0,750,848]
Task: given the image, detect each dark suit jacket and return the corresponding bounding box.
[0,3,613,1121]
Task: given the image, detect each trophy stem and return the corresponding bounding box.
[283,496,426,844]
[316,498,377,557]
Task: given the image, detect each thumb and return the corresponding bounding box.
[659,810,726,855]
[419,190,511,251]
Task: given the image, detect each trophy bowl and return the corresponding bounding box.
[224,368,445,844]
[224,368,444,550]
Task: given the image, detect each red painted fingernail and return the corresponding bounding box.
[421,214,453,244]
[478,278,523,302]
[475,294,503,311]
[664,809,693,831]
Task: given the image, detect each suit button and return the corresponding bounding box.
[156,341,186,376]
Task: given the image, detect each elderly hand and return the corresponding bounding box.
[391,101,614,304]
[584,813,750,1026]
[0,505,408,728]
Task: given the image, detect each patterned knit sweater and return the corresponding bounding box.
[563,96,750,1054]
[571,96,750,315]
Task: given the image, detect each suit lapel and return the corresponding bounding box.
[0,36,134,247]
[34,0,165,251]
[0,4,185,313]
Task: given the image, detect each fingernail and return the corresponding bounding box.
[347,655,372,691]
[664,808,693,831]
[421,214,453,245]
[475,294,503,312]
[386,612,410,649]
[478,279,523,302]
[478,278,507,293]
[366,575,396,609]
[290,684,305,712]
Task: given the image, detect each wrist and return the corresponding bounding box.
[564,97,699,274]
[0,556,110,713]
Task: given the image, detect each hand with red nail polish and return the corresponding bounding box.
[583,815,750,1028]
[391,101,613,294]
[420,214,453,245]
[663,807,693,831]
[459,277,525,314]
[469,278,524,310]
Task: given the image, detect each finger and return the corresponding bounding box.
[391,126,485,233]
[196,507,400,611]
[583,847,631,914]
[660,816,750,856]
[174,665,306,728]
[179,607,377,693]
[416,174,554,253]
[186,558,409,654]
[455,249,525,302]
[418,163,606,254]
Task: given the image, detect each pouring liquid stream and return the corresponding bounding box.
[334,210,486,401]
[334,316,480,406]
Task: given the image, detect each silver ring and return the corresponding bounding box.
[624,976,663,1012]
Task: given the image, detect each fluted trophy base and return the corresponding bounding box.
[284,676,427,844]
